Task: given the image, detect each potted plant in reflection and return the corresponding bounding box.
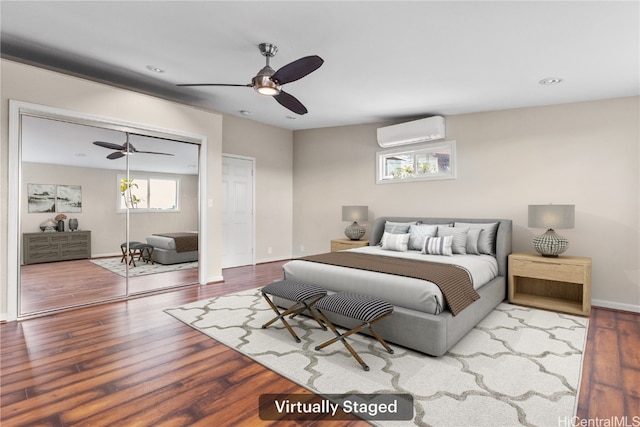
[120,178,142,209]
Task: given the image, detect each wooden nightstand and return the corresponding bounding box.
[331,238,370,252]
[508,252,592,316]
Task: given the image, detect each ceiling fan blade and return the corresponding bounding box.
[136,151,175,156]
[94,141,124,150]
[274,90,308,115]
[176,83,251,88]
[272,55,324,85]
[107,152,126,160]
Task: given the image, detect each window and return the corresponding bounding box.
[376,140,456,184]
[117,174,180,212]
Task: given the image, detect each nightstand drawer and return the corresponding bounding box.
[511,258,585,283]
[330,239,369,252]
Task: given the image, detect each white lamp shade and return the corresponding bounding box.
[528,205,575,230]
[342,206,368,222]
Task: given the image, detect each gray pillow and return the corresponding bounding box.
[384,221,416,234]
[455,222,499,255]
[465,228,482,255]
[437,226,469,254]
[408,224,438,251]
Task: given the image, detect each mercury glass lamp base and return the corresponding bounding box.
[344,222,365,240]
[532,229,569,257]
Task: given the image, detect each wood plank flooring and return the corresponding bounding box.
[2,261,639,426]
[577,307,640,422]
[19,258,199,315]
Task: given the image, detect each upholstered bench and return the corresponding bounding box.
[261,280,327,343]
[120,242,154,267]
[133,243,154,265]
[120,241,141,265]
[314,292,394,371]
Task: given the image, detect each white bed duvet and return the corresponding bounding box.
[283,246,498,315]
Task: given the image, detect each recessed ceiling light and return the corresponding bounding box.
[75,153,86,157]
[285,116,297,120]
[146,65,165,73]
[539,77,563,85]
[239,110,251,116]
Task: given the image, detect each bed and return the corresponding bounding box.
[275,216,512,356]
[145,232,198,265]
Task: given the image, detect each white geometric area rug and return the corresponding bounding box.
[91,257,197,277]
[165,289,588,427]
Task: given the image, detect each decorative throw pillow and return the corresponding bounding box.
[381,232,410,252]
[384,221,416,234]
[422,235,453,256]
[455,222,499,255]
[408,224,438,251]
[465,228,482,255]
[437,226,469,254]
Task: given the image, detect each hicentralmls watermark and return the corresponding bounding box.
[558,416,640,427]
[259,393,414,421]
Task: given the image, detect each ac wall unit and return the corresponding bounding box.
[377,116,445,148]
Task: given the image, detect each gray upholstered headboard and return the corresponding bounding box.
[369,217,513,277]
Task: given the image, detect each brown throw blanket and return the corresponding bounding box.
[298,252,479,316]
[153,233,198,253]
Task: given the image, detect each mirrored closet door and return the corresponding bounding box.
[17,113,200,317]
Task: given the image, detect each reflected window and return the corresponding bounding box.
[118,174,179,212]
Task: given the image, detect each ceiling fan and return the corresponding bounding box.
[93,133,174,160]
[177,43,324,115]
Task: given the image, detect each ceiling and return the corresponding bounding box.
[20,115,200,174]
[2,1,638,132]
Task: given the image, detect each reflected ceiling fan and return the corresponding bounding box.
[177,43,324,115]
[93,133,174,160]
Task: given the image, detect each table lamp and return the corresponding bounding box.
[342,206,368,240]
[528,204,575,257]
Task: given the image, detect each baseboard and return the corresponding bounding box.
[93,252,120,258]
[204,275,224,284]
[592,298,640,314]
[255,256,290,265]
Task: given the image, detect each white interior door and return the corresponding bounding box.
[222,155,255,268]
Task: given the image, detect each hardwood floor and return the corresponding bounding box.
[19,258,199,315]
[2,261,639,426]
[577,307,640,422]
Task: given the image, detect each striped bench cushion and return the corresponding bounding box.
[315,292,393,322]
[262,280,327,302]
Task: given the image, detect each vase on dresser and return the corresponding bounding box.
[40,218,58,232]
[69,218,78,231]
[57,220,65,232]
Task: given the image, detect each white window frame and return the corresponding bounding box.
[116,173,181,213]
[376,140,457,184]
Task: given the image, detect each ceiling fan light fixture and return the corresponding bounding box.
[252,73,281,96]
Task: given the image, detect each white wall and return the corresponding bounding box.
[292,97,640,312]
[21,162,198,258]
[1,59,224,320]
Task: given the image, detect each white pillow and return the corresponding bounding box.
[408,224,438,251]
[422,235,453,256]
[381,232,410,252]
[437,226,469,254]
